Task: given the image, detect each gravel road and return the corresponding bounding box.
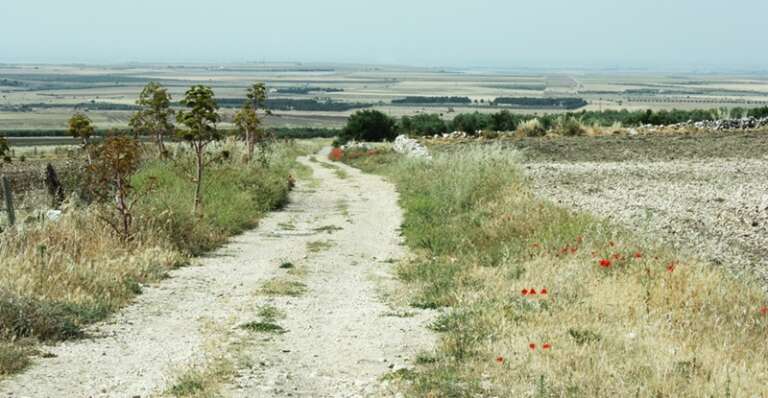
[0,149,434,397]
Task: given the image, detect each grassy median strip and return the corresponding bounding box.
[346,145,768,397]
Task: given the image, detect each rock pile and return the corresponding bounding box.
[660,116,768,131]
[393,135,432,159]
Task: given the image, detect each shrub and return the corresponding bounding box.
[515,118,546,137]
[450,112,491,134]
[399,114,448,136]
[339,110,397,143]
[552,115,587,136]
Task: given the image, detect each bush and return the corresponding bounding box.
[399,114,448,136]
[450,112,492,134]
[339,110,397,143]
[515,118,546,137]
[552,115,587,136]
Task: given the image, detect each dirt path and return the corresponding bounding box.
[1,149,434,398]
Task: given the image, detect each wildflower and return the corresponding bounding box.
[541,288,548,295]
[609,241,615,247]
[612,253,622,260]
[529,343,537,350]
[570,247,578,254]
[634,252,643,259]
[667,263,676,273]
[521,289,529,296]
[529,288,537,295]
[760,306,767,316]
[542,343,552,350]
[576,236,583,243]
[329,147,344,161]
[531,243,540,249]
[599,259,612,268]
[495,356,504,364]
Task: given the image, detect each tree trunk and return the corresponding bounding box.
[246,128,254,161]
[156,131,166,155]
[192,144,205,216]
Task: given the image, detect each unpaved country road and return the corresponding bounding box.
[1,149,434,398]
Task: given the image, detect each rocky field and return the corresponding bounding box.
[522,131,768,290]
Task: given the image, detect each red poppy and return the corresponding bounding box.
[495,356,504,364]
[667,263,676,272]
[521,289,529,296]
[634,252,643,259]
[529,343,537,350]
[529,288,537,295]
[542,343,552,350]
[570,247,578,254]
[760,306,768,316]
[599,259,612,268]
[541,288,548,295]
[329,147,344,161]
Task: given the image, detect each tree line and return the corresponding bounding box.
[337,105,768,142]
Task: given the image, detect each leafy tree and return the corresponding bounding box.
[176,85,222,215]
[234,83,272,163]
[451,112,491,134]
[68,112,95,163]
[130,82,174,155]
[489,110,522,132]
[87,135,144,241]
[339,110,397,142]
[399,113,448,136]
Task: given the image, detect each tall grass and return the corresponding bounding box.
[347,145,768,397]
[0,139,321,374]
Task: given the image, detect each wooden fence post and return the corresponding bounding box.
[2,175,15,226]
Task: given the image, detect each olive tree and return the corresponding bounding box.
[130,82,175,155]
[176,85,221,215]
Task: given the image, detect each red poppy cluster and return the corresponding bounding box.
[328,147,344,161]
[521,288,548,296]
[528,343,552,351]
[599,259,612,268]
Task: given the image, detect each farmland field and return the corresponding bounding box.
[3,64,768,134]
[522,133,768,289]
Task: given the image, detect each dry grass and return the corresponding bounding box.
[348,144,768,397]
[0,139,322,375]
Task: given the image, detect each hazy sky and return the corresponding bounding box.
[1,0,766,69]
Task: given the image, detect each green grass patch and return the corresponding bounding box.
[260,279,307,297]
[240,321,286,334]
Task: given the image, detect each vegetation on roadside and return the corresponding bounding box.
[346,145,768,397]
[0,79,323,375]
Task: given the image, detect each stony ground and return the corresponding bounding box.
[0,149,434,397]
[522,132,768,290]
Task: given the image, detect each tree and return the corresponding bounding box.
[176,85,221,215]
[234,83,271,162]
[130,82,174,155]
[399,114,448,136]
[339,110,396,143]
[68,112,95,163]
[87,135,143,241]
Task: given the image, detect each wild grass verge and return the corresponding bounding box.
[0,139,323,375]
[346,145,768,397]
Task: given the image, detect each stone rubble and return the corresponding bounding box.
[392,135,432,159]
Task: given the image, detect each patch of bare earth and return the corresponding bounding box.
[526,158,768,289]
[0,149,434,397]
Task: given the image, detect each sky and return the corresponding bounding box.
[0,0,766,70]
